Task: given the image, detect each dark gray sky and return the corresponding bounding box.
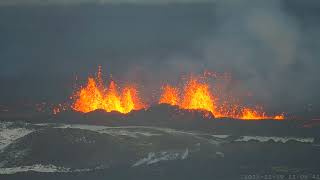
[0,0,320,115]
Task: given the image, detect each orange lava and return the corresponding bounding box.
[159,85,179,106]
[239,108,284,120]
[72,67,145,114]
[159,76,284,120]
[60,66,285,120]
[180,78,216,114]
[159,77,218,115]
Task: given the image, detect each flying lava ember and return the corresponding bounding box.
[66,66,284,120]
[71,67,146,114]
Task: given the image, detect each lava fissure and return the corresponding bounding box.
[65,67,284,120]
[158,77,284,120]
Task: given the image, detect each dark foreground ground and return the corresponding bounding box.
[0,105,320,180]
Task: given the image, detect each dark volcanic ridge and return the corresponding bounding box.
[1,104,318,137]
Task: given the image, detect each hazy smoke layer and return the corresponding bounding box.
[207,0,320,113]
[153,0,320,113]
[0,0,319,115]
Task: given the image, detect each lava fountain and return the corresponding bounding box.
[159,85,180,106]
[71,67,146,114]
[180,78,216,114]
[61,66,284,120]
[159,76,284,120]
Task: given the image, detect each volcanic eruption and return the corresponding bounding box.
[71,66,146,114]
[64,66,284,120]
[158,76,284,120]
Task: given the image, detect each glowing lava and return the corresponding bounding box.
[72,67,145,114]
[159,76,284,120]
[239,108,284,120]
[61,66,284,120]
[180,78,216,114]
[159,77,217,114]
[159,85,179,106]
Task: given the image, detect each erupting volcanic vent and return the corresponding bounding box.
[71,66,146,114]
[159,85,180,106]
[65,66,284,120]
[160,78,216,114]
[159,76,284,120]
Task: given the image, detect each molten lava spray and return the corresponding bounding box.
[239,108,284,120]
[72,67,145,114]
[159,85,179,106]
[66,66,284,120]
[180,78,216,114]
[159,76,284,120]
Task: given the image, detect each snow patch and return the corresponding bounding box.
[181,148,189,159]
[0,122,34,151]
[99,129,162,138]
[0,164,70,174]
[48,124,223,145]
[53,124,162,138]
[235,136,314,143]
[0,164,104,174]
[212,135,230,139]
[216,151,224,158]
[132,149,189,167]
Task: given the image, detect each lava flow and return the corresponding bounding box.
[159,76,284,120]
[71,67,145,114]
[239,108,284,120]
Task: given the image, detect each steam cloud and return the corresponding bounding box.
[202,0,320,113]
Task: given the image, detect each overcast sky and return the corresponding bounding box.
[0,0,319,116]
[0,0,215,6]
